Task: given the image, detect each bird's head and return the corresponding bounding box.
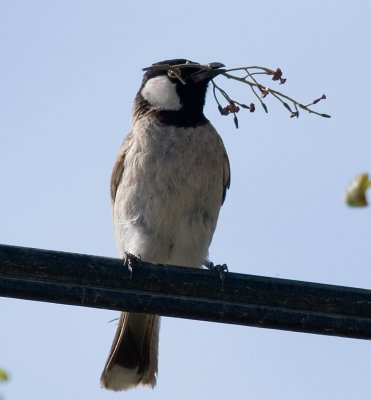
[134,59,225,127]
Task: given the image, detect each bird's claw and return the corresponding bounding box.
[123,252,141,276]
[204,260,229,289]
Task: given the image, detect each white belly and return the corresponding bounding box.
[113,119,225,267]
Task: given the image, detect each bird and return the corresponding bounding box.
[100,59,230,391]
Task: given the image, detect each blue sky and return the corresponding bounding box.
[1,1,371,399]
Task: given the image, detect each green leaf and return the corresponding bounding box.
[0,369,9,382]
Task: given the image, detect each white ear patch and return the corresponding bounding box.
[141,75,182,111]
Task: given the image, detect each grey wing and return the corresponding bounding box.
[221,147,231,205]
[110,132,133,204]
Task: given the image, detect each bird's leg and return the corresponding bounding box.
[123,251,141,277]
[204,259,228,289]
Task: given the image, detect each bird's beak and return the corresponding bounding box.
[190,62,226,83]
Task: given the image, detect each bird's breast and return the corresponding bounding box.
[113,119,225,266]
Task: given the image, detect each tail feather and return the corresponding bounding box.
[101,312,160,391]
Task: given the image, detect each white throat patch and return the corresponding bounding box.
[141,75,182,111]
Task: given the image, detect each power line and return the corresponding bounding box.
[1,243,371,339]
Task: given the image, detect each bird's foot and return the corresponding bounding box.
[204,260,228,289]
[123,252,141,277]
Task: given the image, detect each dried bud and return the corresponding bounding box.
[218,105,230,116]
[312,94,327,104]
[260,87,270,98]
[272,68,283,81]
[290,111,299,118]
[344,173,370,207]
[228,101,240,113]
[283,102,292,112]
[279,78,287,85]
[233,114,239,129]
[249,103,256,113]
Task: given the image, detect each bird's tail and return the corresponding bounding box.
[100,312,160,391]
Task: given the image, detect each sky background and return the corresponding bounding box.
[1,1,371,399]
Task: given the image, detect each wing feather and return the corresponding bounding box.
[110,133,133,204]
[221,147,231,205]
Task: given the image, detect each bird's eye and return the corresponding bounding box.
[167,68,186,84]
